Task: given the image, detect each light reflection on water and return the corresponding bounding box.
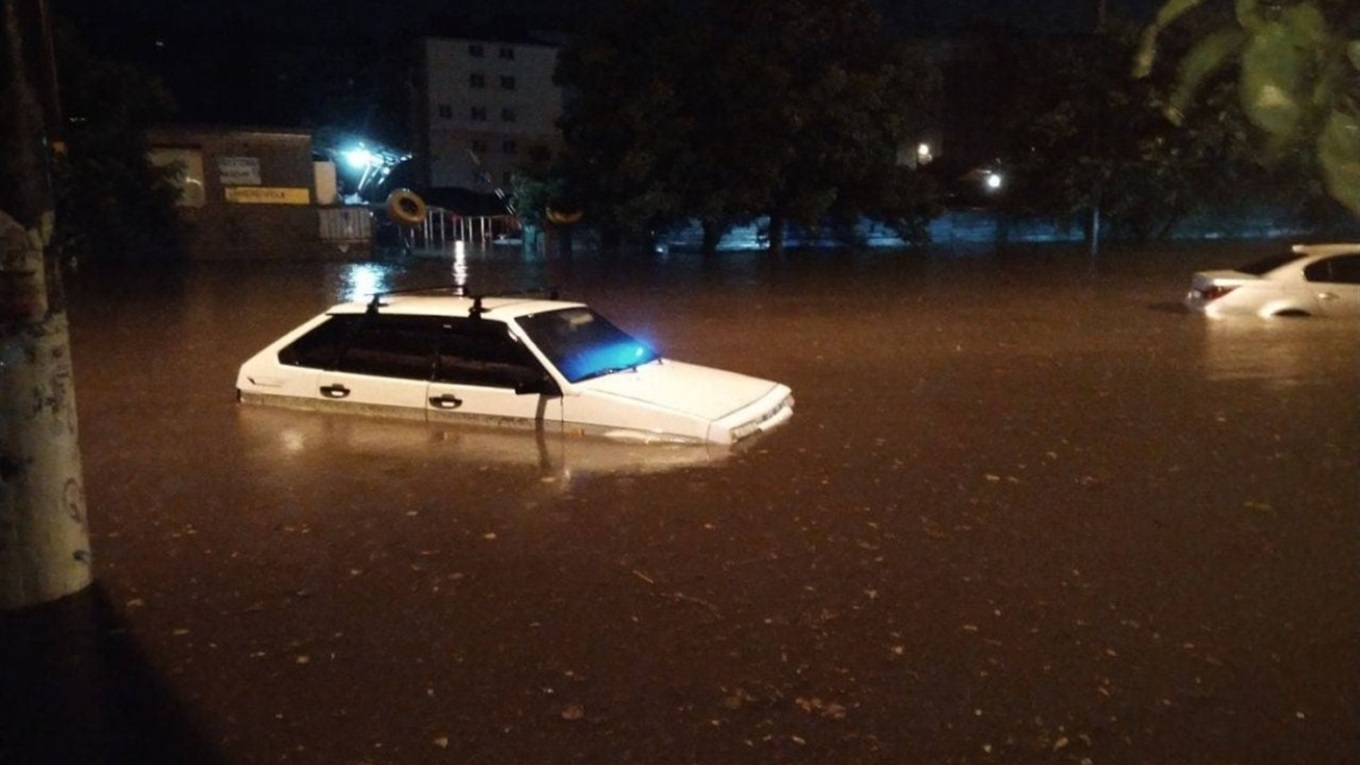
[1199,317,1359,388]
[338,262,390,302]
[235,405,738,486]
[326,243,549,304]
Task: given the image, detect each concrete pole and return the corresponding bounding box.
[0,0,93,609]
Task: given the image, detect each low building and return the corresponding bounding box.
[147,125,371,259]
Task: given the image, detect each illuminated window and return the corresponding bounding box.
[147,147,206,207]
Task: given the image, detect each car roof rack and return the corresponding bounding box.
[364,285,560,318]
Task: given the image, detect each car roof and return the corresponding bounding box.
[326,293,587,320]
[1292,242,1360,257]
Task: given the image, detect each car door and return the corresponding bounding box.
[313,315,440,418]
[426,317,563,430]
[1304,255,1360,318]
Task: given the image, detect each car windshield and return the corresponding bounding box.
[1238,252,1304,275]
[515,307,659,383]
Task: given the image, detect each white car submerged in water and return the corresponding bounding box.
[1184,243,1360,318]
[236,289,794,445]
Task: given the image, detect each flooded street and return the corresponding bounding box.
[6,241,1357,764]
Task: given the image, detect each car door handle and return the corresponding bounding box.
[429,393,463,409]
[319,383,351,399]
[1317,292,1339,301]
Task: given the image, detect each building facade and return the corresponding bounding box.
[146,125,370,259]
[415,36,564,196]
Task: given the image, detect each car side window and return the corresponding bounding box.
[435,318,547,389]
[278,315,362,369]
[1304,255,1360,285]
[335,316,440,380]
[1325,255,1360,285]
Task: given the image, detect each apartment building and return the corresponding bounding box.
[414,35,564,195]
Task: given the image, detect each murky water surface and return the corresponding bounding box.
[51,242,1360,763]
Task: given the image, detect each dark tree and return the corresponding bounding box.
[1137,0,1359,217]
[994,21,1328,241]
[53,20,181,259]
[555,0,939,255]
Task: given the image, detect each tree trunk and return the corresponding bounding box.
[1,0,93,610]
[0,215,91,609]
[766,212,786,257]
[700,219,723,258]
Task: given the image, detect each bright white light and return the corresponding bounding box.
[344,146,378,169]
[342,263,387,302]
[917,143,930,156]
[985,172,1003,191]
[453,241,468,288]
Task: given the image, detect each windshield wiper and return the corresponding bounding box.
[576,365,640,382]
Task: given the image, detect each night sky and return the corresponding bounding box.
[48,0,1164,129]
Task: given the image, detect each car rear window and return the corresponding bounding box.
[279,314,361,369]
[1237,252,1304,275]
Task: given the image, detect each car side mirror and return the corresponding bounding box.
[515,373,559,397]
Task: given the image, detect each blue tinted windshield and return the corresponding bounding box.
[516,308,659,383]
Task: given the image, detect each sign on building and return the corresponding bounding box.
[217,156,262,186]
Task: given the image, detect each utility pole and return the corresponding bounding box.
[0,0,93,609]
[1089,0,1108,263]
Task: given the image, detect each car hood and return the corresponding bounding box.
[572,359,781,420]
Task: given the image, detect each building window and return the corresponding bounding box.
[468,43,484,57]
[471,139,488,153]
[500,75,516,90]
[148,147,206,207]
[471,106,487,121]
[498,46,514,60]
[501,107,516,123]
[502,139,517,155]
[469,72,485,89]
[437,103,452,119]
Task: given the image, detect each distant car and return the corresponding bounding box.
[236,289,794,445]
[1184,243,1360,318]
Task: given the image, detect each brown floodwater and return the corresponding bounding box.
[9,241,1358,764]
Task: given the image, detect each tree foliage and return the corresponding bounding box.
[552,0,939,254]
[1136,0,1360,217]
[994,26,1280,240]
[53,21,181,259]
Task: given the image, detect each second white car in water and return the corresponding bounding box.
[1184,243,1360,318]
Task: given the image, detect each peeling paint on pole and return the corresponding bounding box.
[0,0,92,609]
[0,214,91,608]
[0,210,48,321]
